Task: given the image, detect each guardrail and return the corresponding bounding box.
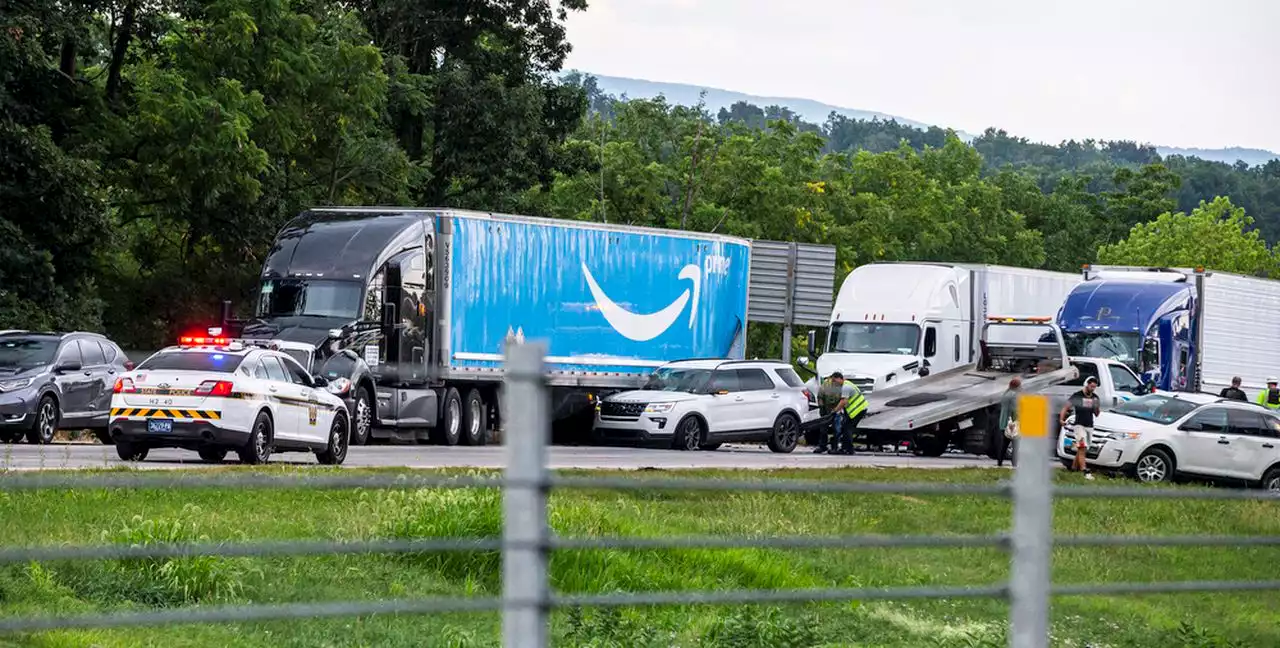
[0,342,1278,647]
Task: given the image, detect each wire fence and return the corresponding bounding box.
[0,342,1277,646]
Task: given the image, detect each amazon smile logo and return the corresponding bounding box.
[582,262,703,342]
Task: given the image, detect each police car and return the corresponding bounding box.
[108,335,350,465]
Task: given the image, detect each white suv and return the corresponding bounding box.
[594,360,817,452]
[1058,392,1280,490]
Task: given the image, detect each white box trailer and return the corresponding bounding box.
[1198,272,1280,396]
[804,262,1082,394]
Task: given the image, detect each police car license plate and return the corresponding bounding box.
[147,419,173,434]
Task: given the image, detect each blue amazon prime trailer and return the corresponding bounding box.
[233,207,751,445]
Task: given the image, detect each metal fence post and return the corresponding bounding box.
[502,342,550,648]
[1010,394,1052,648]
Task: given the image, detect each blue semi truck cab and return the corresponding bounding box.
[1055,266,1204,393]
[213,208,752,446]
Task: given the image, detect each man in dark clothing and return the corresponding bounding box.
[996,376,1021,467]
[1220,377,1247,401]
[1059,376,1102,479]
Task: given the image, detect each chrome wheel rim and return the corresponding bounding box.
[355,398,371,442]
[1267,476,1280,492]
[448,399,461,439]
[1136,455,1166,482]
[468,399,482,438]
[39,402,55,440]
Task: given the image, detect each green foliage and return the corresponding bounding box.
[1098,197,1279,276]
[701,606,821,648]
[2,0,1277,352]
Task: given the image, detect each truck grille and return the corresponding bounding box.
[600,402,645,419]
[850,379,875,394]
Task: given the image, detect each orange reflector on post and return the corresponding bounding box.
[1018,394,1049,438]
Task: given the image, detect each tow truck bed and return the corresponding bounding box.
[859,364,1076,433]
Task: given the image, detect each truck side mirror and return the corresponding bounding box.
[807,330,817,358]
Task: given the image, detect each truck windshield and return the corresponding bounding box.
[1062,331,1142,372]
[0,336,59,370]
[1110,394,1198,425]
[643,368,712,393]
[258,279,362,319]
[828,323,919,355]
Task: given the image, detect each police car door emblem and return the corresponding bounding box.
[308,405,318,426]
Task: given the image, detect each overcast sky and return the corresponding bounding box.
[563,0,1280,152]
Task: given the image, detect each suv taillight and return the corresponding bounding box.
[113,378,135,394]
[194,380,233,397]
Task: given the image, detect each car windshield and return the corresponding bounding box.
[258,279,362,319]
[137,352,246,372]
[643,367,712,393]
[1063,331,1142,373]
[1110,394,1199,425]
[828,322,919,355]
[0,336,59,370]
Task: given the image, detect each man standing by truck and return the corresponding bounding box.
[815,372,850,454]
[997,377,1021,468]
[1257,377,1280,410]
[1060,376,1102,479]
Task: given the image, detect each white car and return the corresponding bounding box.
[108,338,350,465]
[1057,392,1280,490]
[594,359,817,452]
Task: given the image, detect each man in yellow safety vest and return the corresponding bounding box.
[1257,377,1280,410]
[815,372,868,455]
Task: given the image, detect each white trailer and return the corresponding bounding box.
[801,262,1082,395]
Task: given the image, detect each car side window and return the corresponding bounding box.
[709,370,741,393]
[774,367,804,388]
[78,340,105,366]
[1108,365,1141,393]
[261,356,289,382]
[247,358,271,381]
[1263,416,1280,439]
[280,356,313,386]
[1226,409,1267,437]
[1180,408,1228,433]
[735,368,774,391]
[98,341,117,363]
[56,341,82,365]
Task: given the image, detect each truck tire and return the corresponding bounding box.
[350,385,373,446]
[914,433,947,457]
[461,389,487,446]
[433,387,462,446]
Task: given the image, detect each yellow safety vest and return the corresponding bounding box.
[1258,389,1280,410]
[845,385,868,418]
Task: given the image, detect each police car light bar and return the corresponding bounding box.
[179,335,230,346]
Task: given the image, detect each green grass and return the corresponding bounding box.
[0,467,1276,647]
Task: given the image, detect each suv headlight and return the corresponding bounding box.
[1111,431,1141,441]
[0,378,32,392]
[644,403,675,413]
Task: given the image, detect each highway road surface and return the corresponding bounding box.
[0,443,1005,471]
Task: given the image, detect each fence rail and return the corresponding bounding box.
[0,342,1277,647]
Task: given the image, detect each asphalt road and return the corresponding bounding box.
[0,443,1006,471]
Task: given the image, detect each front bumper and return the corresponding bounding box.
[0,389,36,428]
[594,412,677,442]
[1057,429,1135,468]
[111,418,249,450]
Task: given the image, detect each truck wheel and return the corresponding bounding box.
[351,385,373,446]
[433,387,462,446]
[766,413,800,453]
[673,416,704,451]
[915,434,947,457]
[461,389,487,446]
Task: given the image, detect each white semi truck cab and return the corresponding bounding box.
[801,262,1081,394]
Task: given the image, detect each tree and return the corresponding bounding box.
[1097,197,1278,277]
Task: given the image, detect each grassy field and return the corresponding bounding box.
[0,467,1276,647]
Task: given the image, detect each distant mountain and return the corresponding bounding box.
[577,73,1278,167]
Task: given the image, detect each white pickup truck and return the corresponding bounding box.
[1041,356,1153,413]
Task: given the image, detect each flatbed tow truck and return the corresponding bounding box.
[855,317,1079,457]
